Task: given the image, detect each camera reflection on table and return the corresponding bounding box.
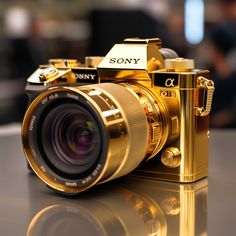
[27,177,207,236]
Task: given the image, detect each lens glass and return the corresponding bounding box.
[54,111,96,165]
[39,99,102,178]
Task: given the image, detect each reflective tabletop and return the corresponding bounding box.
[0,124,235,236]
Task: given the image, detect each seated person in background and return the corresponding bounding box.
[208,23,236,128]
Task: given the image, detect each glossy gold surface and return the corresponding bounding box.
[49,59,79,68]
[195,76,215,116]
[1,127,236,235]
[96,39,214,183]
[134,70,213,182]
[85,56,104,68]
[161,147,181,168]
[27,177,208,236]
[98,37,166,81]
[165,58,194,71]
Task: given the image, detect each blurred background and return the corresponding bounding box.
[0,0,235,128]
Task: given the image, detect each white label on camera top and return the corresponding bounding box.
[98,44,147,69]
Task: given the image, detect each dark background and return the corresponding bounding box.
[0,0,235,128]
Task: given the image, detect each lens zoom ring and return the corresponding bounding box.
[87,83,149,179]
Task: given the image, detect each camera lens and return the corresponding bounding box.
[22,83,168,194]
[40,101,101,178]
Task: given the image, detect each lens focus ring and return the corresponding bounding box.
[83,83,149,181]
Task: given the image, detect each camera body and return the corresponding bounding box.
[22,38,214,194]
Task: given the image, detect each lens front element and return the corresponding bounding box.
[40,102,101,178]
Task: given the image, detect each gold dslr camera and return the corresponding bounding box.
[22,38,215,195]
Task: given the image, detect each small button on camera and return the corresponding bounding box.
[165,58,194,72]
[161,147,181,168]
[39,68,59,82]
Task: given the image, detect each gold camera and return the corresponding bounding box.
[22,38,215,195]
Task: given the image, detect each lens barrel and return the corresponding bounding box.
[22,83,153,194]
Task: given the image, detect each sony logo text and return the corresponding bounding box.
[75,74,96,80]
[109,58,140,64]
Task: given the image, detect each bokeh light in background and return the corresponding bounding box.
[0,0,235,128]
[184,0,204,44]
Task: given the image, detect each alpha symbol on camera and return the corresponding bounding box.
[165,78,175,87]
